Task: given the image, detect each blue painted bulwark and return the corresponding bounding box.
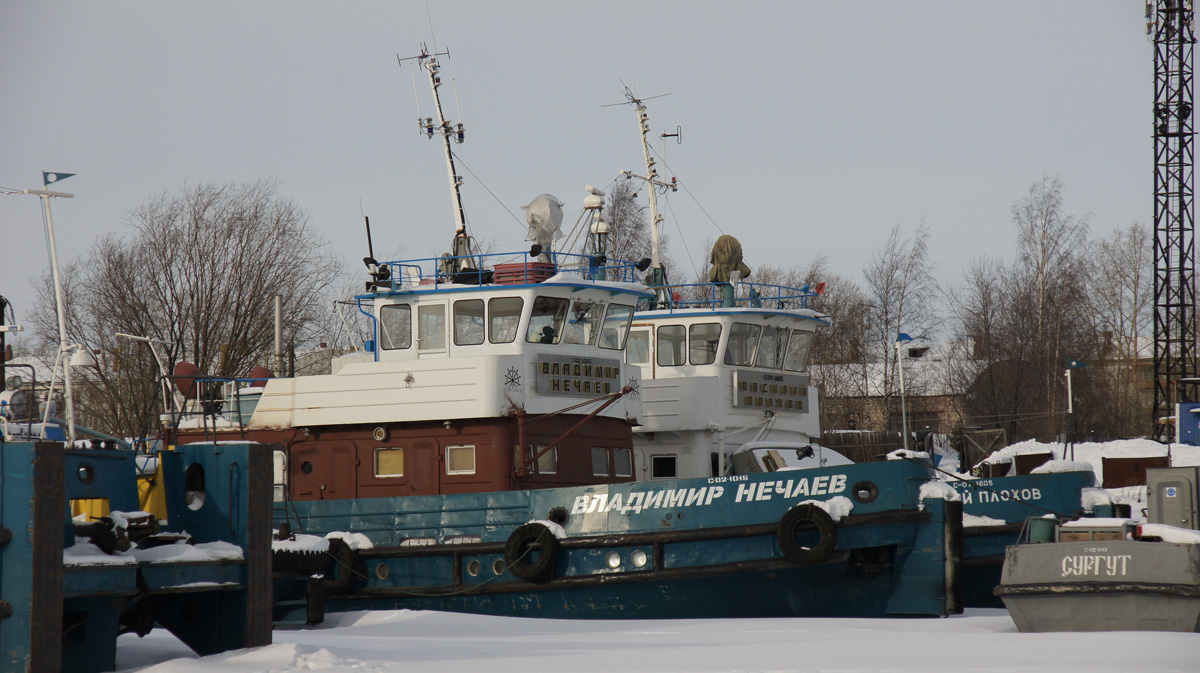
[274,458,962,621]
[0,440,272,673]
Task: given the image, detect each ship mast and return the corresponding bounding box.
[620,92,677,306]
[403,45,474,267]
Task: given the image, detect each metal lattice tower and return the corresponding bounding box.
[1151,1,1198,438]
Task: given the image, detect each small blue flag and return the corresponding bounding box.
[42,171,75,186]
[1068,359,1088,369]
[897,332,913,343]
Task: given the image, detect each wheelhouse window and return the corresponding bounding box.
[418,303,447,351]
[651,455,677,479]
[591,446,610,477]
[488,296,523,344]
[598,303,634,350]
[453,299,485,346]
[724,322,761,366]
[657,324,686,366]
[613,448,633,478]
[689,323,722,365]
[755,326,787,369]
[526,296,570,344]
[445,445,476,475]
[626,329,650,365]
[374,447,404,477]
[784,330,814,372]
[536,445,557,474]
[563,301,604,345]
[379,303,412,350]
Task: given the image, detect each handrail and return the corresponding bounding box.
[365,249,648,292]
[637,281,819,311]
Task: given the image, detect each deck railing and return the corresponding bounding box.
[372,250,648,291]
[637,281,819,311]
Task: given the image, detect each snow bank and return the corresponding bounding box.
[63,541,137,566]
[919,480,961,506]
[963,514,1007,527]
[801,495,853,522]
[1030,460,1094,474]
[132,540,243,562]
[527,519,568,540]
[272,533,330,553]
[326,531,374,550]
[886,449,930,461]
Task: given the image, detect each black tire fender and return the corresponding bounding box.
[777,503,837,565]
[504,523,560,583]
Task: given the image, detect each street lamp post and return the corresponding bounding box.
[1065,359,1088,461]
[2,172,78,444]
[897,332,914,452]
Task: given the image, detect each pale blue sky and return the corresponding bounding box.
[1,1,1161,327]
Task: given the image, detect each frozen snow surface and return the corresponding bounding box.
[1139,523,1200,544]
[919,480,961,504]
[115,609,1198,673]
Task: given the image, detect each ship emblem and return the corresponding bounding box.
[504,367,522,390]
[625,377,640,399]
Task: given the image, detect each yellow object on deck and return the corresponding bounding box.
[138,452,169,520]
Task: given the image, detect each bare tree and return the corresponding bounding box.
[861,222,939,431]
[29,180,340,438]
[1086,222,1153,435]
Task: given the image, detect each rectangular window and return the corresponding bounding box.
[374,447,404,477]
[563,301,604,345]
[651,455,677,479]
[657,324,686,366]
[418,304,447,351]
[689,323,722,365]
[488,296,523,344]
[755,326,787,369]
[724,323,762,366]
[591,446,610,477]
[535,444,558,474]
[598,303,634,350]
[784,330,814,372]
[453,299,485,345]
[526,296,570,344]
[613,447,632,477]
[626,329,650,365]
[445,444,476,475]
[379,304,412,350]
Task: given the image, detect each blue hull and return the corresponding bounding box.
[274,458,961,621]
[951,471,1101,607]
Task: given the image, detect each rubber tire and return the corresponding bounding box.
[504,523,560,583]
[777,503,837,565]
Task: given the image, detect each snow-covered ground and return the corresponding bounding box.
[116,608,1197,673]
[109,438,1199,671]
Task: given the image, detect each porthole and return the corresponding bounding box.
[547,507,569,527]
[301,461,314,475]
[852,481,879,504]
[467,560,481,577]
[492,559,506,576]
[373,426,388,442]
[631,550,648,568]
[606,552,622,569]
[76,464,96,484]
[375,563,390,580]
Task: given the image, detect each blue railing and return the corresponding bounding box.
[369,250,648,291]
[637,281,819,312]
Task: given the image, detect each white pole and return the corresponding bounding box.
[898,339,909,452]
[1065,368,1074,461]
[42,193,77,445]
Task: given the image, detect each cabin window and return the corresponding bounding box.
[273,449,288,502]
[784,330,814,372]
[591,446,610,477]
[453,299,485,346]
[379,304,412,350]
[626,329,650,364]
[723,322,761,366]
[656,324,686,366]
[651,455,677,480]
[374,447,404,477]
[418,304,447,351]
[488,297,523,344]
[613,448,632,478]
[536,444,557,474]
[755,326,787,369]
[689,323,722,365]
[599,303,634,350]
[563,301,604,345]
[445,444,476,475]
[526,296,570,344]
